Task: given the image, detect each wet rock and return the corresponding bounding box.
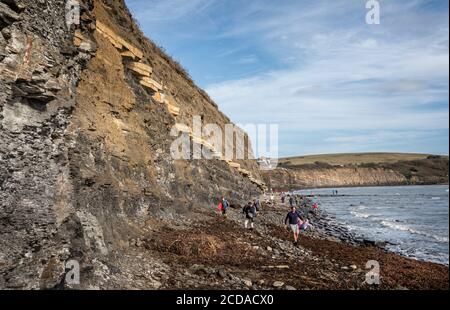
[375,241,387,248]
[0,2,20,27]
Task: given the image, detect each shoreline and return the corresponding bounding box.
[280,182,450,191]
[300,200,448,267]
[269,192,449,266]
[135,196,449,290]
[284,184,449,267]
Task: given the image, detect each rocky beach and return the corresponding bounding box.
[98,195,448,290]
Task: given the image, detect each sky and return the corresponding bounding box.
[125,0,449,158]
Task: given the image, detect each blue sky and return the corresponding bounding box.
[126,0,449,157]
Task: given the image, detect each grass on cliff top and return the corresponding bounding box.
[280,152,441,166]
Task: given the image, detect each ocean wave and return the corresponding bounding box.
[380,220,449,243]
[350,210,371,219]
[389,246,449,266]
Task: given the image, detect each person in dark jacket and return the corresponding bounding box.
[285,206,302,245]
[221,197,229,216]
[243,202,257,229]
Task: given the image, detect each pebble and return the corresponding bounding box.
[243,279,252,287]
[273,281,284,288]
[217,269,227,279]
[350,265,358,270]
[285,285,296,290]
[267,246,273,252]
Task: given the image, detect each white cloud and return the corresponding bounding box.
[235,55,258,64]
[204,0,449,155]
[127,0,213,22]
[126,0,449,156]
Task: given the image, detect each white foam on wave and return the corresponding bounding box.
[350,210,371,219]
[431,197,441,200]
[380,220,449,243]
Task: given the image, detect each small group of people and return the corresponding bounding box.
[217,197,230,216]
[281,192,308,208]
[217,197,261,230]
[217,195,314,245]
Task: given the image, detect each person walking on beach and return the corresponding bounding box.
[300,219,313,231]
[289,195,294,207]
[221,197,229,217]
[312,202,319,210]
[281,193,286,204]
[285,206,302,245]
[217,201,223,213]
[254,198,261,212]
[243,201,257,230]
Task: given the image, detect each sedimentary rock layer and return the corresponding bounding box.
[0,0,265,289]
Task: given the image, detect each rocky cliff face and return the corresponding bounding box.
[263,167,408,191]
[262,156,449,191]
[0,0,265,289]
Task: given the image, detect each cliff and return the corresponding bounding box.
[0,0,266,289]
[262,155,449,191]
[1,1,447,291]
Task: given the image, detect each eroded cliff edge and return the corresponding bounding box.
[1,0,265,289]
[262,156,449,191]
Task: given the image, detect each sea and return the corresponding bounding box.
[296,185,449,265]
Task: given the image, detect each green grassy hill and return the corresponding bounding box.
[280,152,440,166]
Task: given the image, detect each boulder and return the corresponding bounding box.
[0,2,20,27]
